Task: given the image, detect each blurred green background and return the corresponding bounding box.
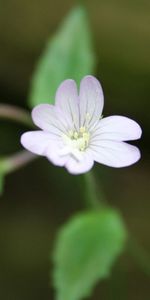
[0,0,149,299]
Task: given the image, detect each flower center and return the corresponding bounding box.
[63,126,90,152]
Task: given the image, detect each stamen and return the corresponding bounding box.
[79,126,86,134]
[64,127,90,152]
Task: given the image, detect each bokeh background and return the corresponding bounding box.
[0,0,149,299]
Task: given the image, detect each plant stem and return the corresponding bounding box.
[82,171,106,209]
[0,151,37,174]
[0,104,36,175]
[0,104,33,128]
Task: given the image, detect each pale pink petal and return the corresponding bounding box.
[65,152,94,175]
[92,116,142,141]
[58,147,83,161]
[79,76,104,128]
[21,131,54,155]
[21,130,69,166]
[46,150,69,167]
[55,79,79,130]
[32,104,67,135]
[90,140,141,167]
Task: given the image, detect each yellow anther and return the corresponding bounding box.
[79,126,86,134]
[83,132,89,140]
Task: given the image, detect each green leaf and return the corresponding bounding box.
[53,209,127,300]
[28,5,96,107]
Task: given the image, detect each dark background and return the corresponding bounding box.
[0,1,149,299]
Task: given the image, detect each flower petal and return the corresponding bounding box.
[21,130,69,166]
[21,131,53,155]
[79,75,104,128]
[46,150,69,167]
[90,140,141,168]
[55,79,79,130]
[92,116,142,141]
[32,104,67,135]
[65,152,94,175]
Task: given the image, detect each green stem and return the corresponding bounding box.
[0,104,34,128]
[82,171,106,209]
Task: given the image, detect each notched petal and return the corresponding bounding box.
[79,75,104,128]
[55,79,79,130]
[20,131,51,156]
[65,151,94,174]
[32,104,67,134]
[93,115,142,141]
[90,140,141,168]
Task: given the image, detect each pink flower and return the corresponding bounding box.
[21,76,142,174]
